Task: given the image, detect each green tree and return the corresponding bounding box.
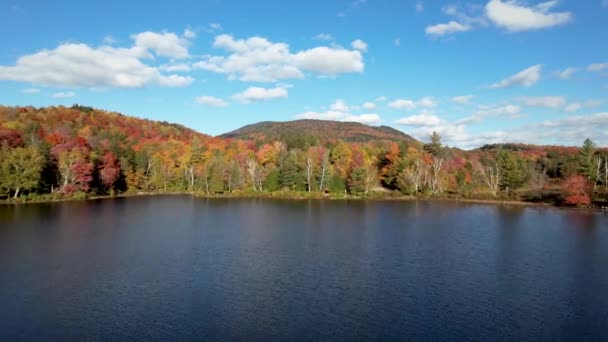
[0,145,45,198]
[497,150,527,195]
[578,138,598,182]
[423,131,443,157]
[279,150,306,191]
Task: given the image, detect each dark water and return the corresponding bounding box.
[1,197,608,341]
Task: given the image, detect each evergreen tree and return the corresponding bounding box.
[497,150,527,195]
[578,138,598,181]
[423,131,443,157]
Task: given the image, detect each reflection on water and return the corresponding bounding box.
[0,197,607,341]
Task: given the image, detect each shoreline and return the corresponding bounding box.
[2,191,605,213]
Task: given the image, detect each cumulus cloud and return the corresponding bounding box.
[425,21,472,36]
[330,99,349,112]
[490,64,542,88]
[418,96,437,108]
[0,30,196,89]
[232,86,288,103]
[375,96,388,102]
[131,31,191,59]
[351,39,368,52]
[388,99,416,110]
[388,97,437,110]
[452,95,473,104]
[193,34,364,82]
[183,29,197,39]
[297,111,380,125]
[296,98,379,124]
[51,91,75,98]
[157,75,194,87]
[485,0,572,32]
[395,110,442,126]
[522,96,566,109]
[195,95,229,107]
[362,102,376,110]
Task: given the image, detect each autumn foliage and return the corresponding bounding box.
[1,105,607,206]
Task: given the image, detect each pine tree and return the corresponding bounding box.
[578,138,598,181]
[497,150,527,195]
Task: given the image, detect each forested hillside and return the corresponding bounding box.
[221,119,419,145]
[1,105,607,206]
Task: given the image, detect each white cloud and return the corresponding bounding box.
[490,64,542,88]
[157,74,194,87]
[585,99,602,107]
[395,110,442,126]
[564,103,581,112]
[103,36,117,45]
[375,96,388,102]
[131,31,191,59]
[362,102,376,110]
[388,99,416,110]
[313,33,334,41]
[209,23,222,31]
[0,30,197,89]
[22,88,40,94]
[556,67,577,79]
[183,29,197,39]
[485,0,572,32]
[195,95,228,107]
[522,96,566,109]
[477,104,522,117]
[330,99,349,112]
[588,62,608,72]
[160,63,192,72]
[416,1,424,13]
[293,46,364,74]
[425,21,472,36]
[418,96,437,108]
[232,86,288,103]
[52,91,75,98]
[351,39,368,52]
[297,111,380,125]
[193,34,364,82]
[452,95,473,104]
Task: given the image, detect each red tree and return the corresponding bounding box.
[561,174,591,206]
[99,152,120,192]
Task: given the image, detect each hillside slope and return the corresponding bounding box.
[220,119,419,144]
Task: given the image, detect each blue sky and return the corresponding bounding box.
[0,0,607,149]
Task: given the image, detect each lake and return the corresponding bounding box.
[1,196,607,341]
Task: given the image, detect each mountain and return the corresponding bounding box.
[0,105,210,147]
[220,119,419,144]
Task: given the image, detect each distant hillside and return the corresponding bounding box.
[220,119,419,144]
[0,105,210,147]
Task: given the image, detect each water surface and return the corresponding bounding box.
[1,197,607,341]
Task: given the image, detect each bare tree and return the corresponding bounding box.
[480,163,501,197]
[305,151,314,192]
[318,150,330,192]
[429,157,444,195]
[246,157,258,191]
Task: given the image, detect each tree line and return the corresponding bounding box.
[1,105,607,206]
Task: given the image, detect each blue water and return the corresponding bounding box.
[1,196,607,341]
